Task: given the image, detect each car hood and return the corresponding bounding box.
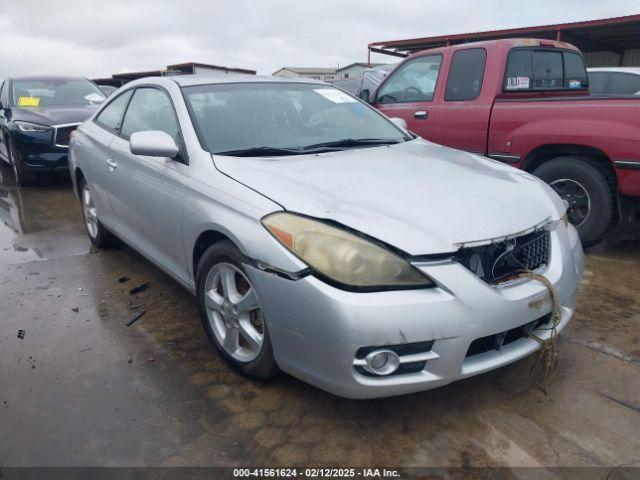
[213,139,564,255]
[12,104,99,126]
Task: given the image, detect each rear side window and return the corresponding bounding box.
[588,72,610,94]
[610,73,640,95]
[377,54,442,104]
[95,90,133,132]
[563,52,588,89]
[445,48,486,101]
[504,49,588,91]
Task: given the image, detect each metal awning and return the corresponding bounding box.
[368,14,640,59]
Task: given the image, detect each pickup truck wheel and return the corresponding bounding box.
[80,178,117,247]
[196,241,278,380]
[533,157,614,247]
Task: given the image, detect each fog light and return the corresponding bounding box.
[364,349,400,376]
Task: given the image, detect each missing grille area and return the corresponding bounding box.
[466,314,551,357]
[457,230,550,284]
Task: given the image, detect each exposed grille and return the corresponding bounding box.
[457,230,551,284]
[54,125,79,147]
[518,231,550,270]
[465,314,550,358]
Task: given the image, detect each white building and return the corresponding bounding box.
[272,67,338,82]
[336,63,386,80]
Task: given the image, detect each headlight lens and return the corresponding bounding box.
[262,212,434,289]
[14,121,51,133]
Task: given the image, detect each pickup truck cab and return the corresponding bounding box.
[362,39,640,246]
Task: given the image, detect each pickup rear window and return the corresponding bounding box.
[504,49,588,91]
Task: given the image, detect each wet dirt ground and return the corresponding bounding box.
[0,164,639,472]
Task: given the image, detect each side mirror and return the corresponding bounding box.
[129,130,179,158]
[390,117,408,130]
[358,89,370,103]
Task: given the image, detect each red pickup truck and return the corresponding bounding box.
[361,38,640,246]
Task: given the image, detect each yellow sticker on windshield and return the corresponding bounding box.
[18,96,40,107]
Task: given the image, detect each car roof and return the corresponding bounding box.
[122,74,330,89]
[9,75,92,82]
[587,67,640,75]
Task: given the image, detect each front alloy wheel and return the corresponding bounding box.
[204,262,264,362]
[196,241,278,379]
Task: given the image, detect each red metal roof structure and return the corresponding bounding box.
[368,14,640,65]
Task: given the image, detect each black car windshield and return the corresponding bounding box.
[12,78,106,107]
[182,82,410,155]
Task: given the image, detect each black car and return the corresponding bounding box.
[0,76,106,185]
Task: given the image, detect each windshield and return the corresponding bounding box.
[182,82,409,155]
[12,78,106,107]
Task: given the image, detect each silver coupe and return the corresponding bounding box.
[69,76,584,398]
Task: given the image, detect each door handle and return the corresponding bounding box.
[414,110,429,119]
[106,158,118,170]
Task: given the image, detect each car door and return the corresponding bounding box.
[106,86,189,282]
[431,48,490,154]
[86,89,134,228]
[374,54,443,139]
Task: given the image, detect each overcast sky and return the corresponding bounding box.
[1,0,638,78]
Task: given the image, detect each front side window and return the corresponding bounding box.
[120,88,180,143]
[504,49,588,91]
[11,78,105,107]
[182,83,408,155]
[445,48,487,101]
[610,73,640,95]
[377,55,442,104]
[95,90,134,132]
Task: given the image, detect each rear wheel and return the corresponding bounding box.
[80,178,116,247]
[7,138,36,186]
[533,156,614,247]
[196,240,278,379]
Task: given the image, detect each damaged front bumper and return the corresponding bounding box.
[246,221,584,399]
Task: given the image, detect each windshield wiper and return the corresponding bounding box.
[214,146,304,157]
[301,138,401,151]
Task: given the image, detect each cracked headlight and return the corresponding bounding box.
[262,212,434,289]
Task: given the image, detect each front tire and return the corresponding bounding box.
[533,157,615,248]
[80,178,116,247]
[196,240,278,379]
[7,138,36,186]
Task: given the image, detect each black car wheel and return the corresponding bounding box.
[7,137,36,187]
[533,156,615,247]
